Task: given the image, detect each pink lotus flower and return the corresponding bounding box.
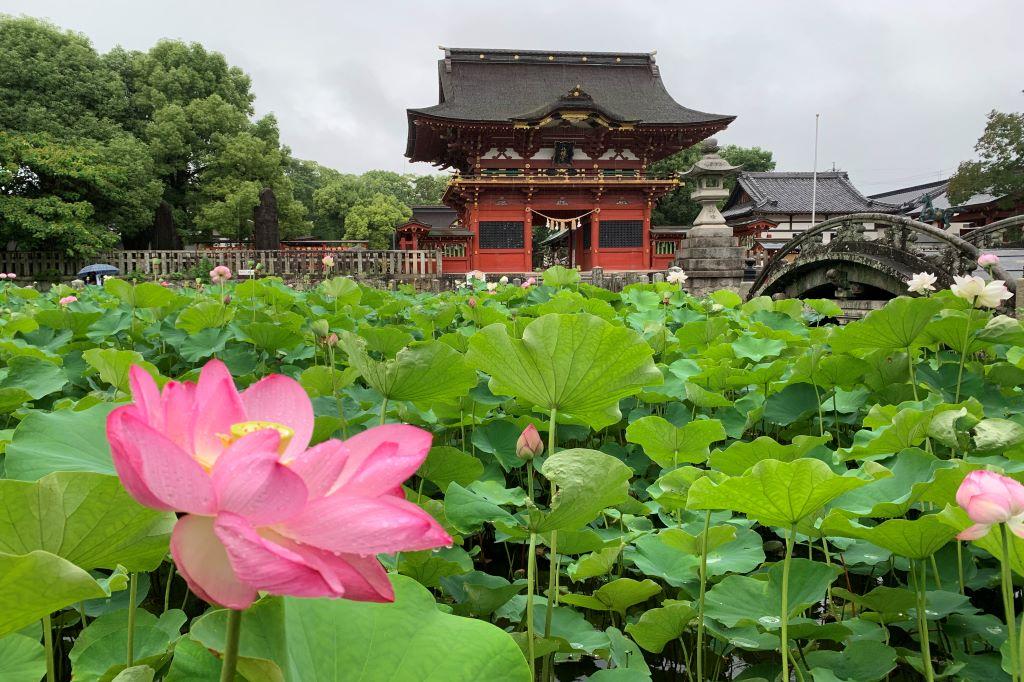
[955,470,1024,540]
[322,255,335,268]
[516,424,544,461]
[160,281,171,287]
[107,360,450,609]
[0,274,7,280]
[210,266,232,284]
[6,273,14,279]
[59,295,77,305]
[978,253,1000,267]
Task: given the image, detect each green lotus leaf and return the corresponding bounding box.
[829,296,944,352]
[732,333,786,361]
[708,435,831,476]
[0,356,67,400]
[0,633,46,682]
[0,472,174,572]
[829,449,955,517]
[440,571,526,617]
[567,546,622,582]
[687,458,870,526]
[625,416,726,466]
[466,313,661,430]
[192,577,531,681]
[804,640,897,682]
[69,609,185,682]
[536,448,632,533]
[82,349,158,393]
[103,279,176,309]
[0,550,109,637]
[3,402,120,480]
[559,578,661,616]
[340,334,477,402]
[703,558,839,630]
[624,600,696,653]
[819,511,957,559]
[174,301,233,333]
[444,482,517,534]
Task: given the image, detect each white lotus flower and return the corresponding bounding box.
[906,272,937,294]
[499,275,509,285]
[466,270,486,282]
[952,275,1013,308]
[666,270,688,285]
[486,282,498,292]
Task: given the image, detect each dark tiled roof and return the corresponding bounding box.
[409,205,458,230]
[722,172,898,220]
[869,179,1001,214]
[409,48,733,126]
[869,179,948,207]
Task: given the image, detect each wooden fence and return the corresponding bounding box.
[0,249,443,280]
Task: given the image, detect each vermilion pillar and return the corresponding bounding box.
[524,206,533,272]
[590,209,601,268]
[642,202,652,269]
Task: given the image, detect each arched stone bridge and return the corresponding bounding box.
[747,212,1023,312]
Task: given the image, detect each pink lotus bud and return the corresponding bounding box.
[955,470,1024,540]
[516,424,544,461]
[223,295,231,304]
[0,274,7,280]
[324,332,339,347]
[978,253,1000,267]
[526,277,537,286]
[59,295,77,305]
[467,296,477,308]
[160,281,171,287]
[6,273,15,280]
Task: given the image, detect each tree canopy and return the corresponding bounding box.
[948,109,1024,209]
[0,16,446,255]
[650,144,775,226]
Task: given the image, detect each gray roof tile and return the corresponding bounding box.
[409,48,732,126]
[723,172,898,219]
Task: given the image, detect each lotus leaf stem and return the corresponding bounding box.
[1001,524,1020,682]
[43,613,55,682]
[911,558,935,682]
[954,307,975,403]
[780,524,795,682]
[696,508,711,682]
[127,572,138,667]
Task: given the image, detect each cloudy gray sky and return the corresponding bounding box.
[4,0,1022,192]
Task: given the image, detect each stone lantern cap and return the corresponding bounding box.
[678,139,742,178]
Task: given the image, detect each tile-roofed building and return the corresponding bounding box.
[869,179,1017,235]
[401,47,733,272]
[721,171,898,248]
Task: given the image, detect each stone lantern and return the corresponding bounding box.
[674,139,746,295]
[678,138,742,236]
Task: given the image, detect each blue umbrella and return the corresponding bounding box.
[77,264,119,277]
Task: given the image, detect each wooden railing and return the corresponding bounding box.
[0,249,443,280]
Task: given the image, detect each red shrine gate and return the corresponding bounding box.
[403,48,733,272]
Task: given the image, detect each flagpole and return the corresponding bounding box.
[811,113,820,227]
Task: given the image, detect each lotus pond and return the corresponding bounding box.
[1,266,1023,682]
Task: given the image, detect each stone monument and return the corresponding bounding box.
[676,139,745,295]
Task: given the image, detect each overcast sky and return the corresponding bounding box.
[3,0,1022,192]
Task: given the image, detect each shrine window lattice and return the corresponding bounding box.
[479,221,525,250]
[599,220,643,248]
[654,240,676,255]
[442,243,466,258]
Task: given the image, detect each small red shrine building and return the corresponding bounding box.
[404,48,734,272]
[395,205,473,273]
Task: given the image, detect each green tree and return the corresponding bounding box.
[948,109,1024,208]
[107,39,309,242]
[343,193,412,249]
[288,158,343,237]
[651,144,775,226]
[0,17,161,254]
